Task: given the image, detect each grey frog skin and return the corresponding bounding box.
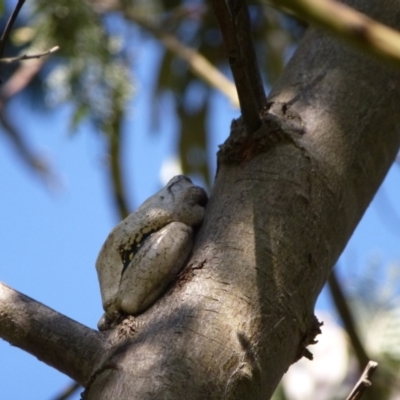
[96,175,208,331]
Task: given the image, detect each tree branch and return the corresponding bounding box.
[0,0,26,58]
[271,0,400,68]
[328,269,369,370]
[345,361,378,400]
[210,0,261,134]
[229,0,267,111]
[108,122,130,220]
[0,281,104,386]
[0,46,59,64]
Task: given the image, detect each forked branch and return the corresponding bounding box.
[345,361,378,400]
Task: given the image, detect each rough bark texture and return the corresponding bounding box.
[1,0,400,399]
[83,1,400,399]
[0,282,105,385]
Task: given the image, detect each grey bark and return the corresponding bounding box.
[0,282,104,385]
[1,0,400,399]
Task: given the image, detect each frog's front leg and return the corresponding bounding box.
[118,221,193,316]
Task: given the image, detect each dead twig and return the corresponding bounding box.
[345,361,378,400]
[0,46,60,64]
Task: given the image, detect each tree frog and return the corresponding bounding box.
[96,175,208,330]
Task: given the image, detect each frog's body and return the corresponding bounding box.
[96,176,207,330]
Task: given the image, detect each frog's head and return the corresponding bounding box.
[162,175,208,226]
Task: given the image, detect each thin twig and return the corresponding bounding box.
[0,0,26,58]
[211,0,261,134]
[0,46,60,64]
[328,269,370,370]
[271,0,400,68]
[345,361,378,400]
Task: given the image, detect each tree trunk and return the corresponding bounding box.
[82,1,400,398]
[1,0,400,399]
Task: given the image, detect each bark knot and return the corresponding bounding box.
[218,101,305,165]
[294,315,323,362]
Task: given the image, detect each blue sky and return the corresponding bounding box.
[0,37,400,400]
